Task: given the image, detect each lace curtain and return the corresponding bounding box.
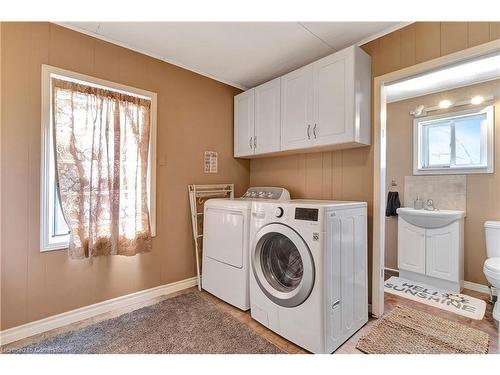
[52,78,152,258]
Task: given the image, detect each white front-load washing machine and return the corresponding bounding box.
[249,199,368,353]
[202,187,290,311]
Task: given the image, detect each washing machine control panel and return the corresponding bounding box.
[294,207,319,222]
[242,187,290,200]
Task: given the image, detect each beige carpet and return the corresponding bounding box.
[7,292,284,354]
[356,306,489,354]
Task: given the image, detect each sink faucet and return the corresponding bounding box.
[425,199,435,211]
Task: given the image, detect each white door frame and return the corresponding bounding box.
[371,39,500,318]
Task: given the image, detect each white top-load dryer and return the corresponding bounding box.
[249,199,368,353]
[202,187,290,310]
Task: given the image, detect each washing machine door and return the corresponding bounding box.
[252,223,315,307]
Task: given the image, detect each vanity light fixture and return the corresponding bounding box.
[410,104,426,117]
[471,95,485,105]
[439,99,453,109]
[409,95,494,117]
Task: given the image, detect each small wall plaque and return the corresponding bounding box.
[204,151,218,173]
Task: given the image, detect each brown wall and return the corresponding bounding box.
[2,22,500,331]
[0,22,249,330]
[250,22,500,295]
[385,80,500,284]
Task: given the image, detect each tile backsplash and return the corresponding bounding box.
[404,175,466,211]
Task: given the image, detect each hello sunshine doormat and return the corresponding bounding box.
[385,276,486,320]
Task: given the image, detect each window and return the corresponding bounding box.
[41,65,157,252]
[413,105,494,175]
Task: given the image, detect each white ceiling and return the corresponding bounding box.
[60,22,405,89]
[386,53,500,103]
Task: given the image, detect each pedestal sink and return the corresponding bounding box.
[396,207,466,229]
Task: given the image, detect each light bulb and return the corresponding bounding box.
[471,95,484,105]
[439,100,452,109]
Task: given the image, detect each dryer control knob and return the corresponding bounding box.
[274,207,284,218]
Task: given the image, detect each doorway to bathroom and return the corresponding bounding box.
[371,40,500,319]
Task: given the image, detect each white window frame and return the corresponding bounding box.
[413,105,494,175]
[40,64,157,252]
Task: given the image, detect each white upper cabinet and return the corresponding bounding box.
[254,78,281,154]
[234,89,255,157]
[313,50,350,146]
[280,65,313,151]
[310,46,371,150]
[234,45,371,158]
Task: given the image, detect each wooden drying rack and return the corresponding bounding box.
[188,184,234,290]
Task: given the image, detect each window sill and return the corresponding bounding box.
[40,234,157,253]
[40,244,68,253]
[413,166,494,175]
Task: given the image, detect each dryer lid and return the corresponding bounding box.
[204,198,253,210]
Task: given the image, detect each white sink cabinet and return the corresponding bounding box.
[396,208,465,292]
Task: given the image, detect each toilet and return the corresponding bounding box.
[484,221,500,322]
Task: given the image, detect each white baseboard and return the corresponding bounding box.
[463,280,495,296]
[384,267,399,274]
[0,276,198,346]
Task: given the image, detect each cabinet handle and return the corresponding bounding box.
[313,124,317,139]
[307,124,311,140]
[249,137,253,149]
[254,136,257,149]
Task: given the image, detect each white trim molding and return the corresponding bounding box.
[463,280,496,296]
[0,276,198,346]
[357,22,414,47]
[384,267,399,274]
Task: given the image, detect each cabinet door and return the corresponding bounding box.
[398,218,426,274]
[280,65,313,151]
[426,223,459,282]
[254,78,281,154]
[312,51,354,147]
[234,89,254,157]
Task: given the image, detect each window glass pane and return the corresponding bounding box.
[427,122,451,166]
[454,114,484,166]
[415,106,493,175]
[53,186,69,237]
